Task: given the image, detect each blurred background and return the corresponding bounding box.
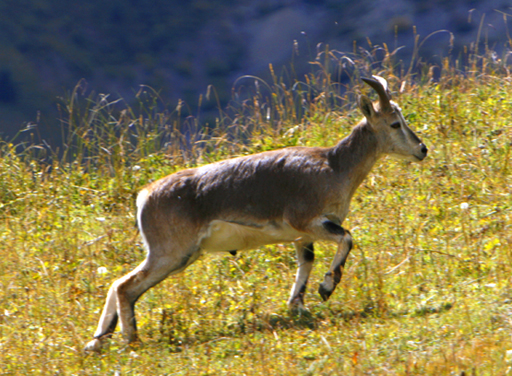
[0,0,510,145]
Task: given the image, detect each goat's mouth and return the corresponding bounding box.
[413,144,428,161]
[414,153,427,161]
[403,152,427,162]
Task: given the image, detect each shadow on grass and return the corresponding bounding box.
[157,301,454,352]
[328,301,454,322]
[410,302,454,317]
[157,308,321,352]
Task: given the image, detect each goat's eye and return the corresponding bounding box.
[390,121,401,129]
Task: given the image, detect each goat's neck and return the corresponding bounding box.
[329,121,381,196]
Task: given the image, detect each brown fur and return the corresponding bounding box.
[141,121,378,235]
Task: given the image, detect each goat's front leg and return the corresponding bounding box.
[287,241,315,311]
[289,218,352,305]
[318,223,353,301]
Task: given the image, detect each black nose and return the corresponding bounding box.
[420,144,428,155]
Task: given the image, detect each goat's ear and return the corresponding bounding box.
[358,95,375,119]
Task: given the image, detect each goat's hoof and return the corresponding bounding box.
[318,283,333,302]
[122,332,142,347]
[287,296,306,312]
[128,338,143,348]
[84,338,103,352]
[288,303,308,316]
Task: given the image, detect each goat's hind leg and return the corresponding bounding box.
[84,276,122,352]
[84,260,162,352]
[84,247,200,352]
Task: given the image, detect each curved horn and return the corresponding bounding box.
[361,76,392,111]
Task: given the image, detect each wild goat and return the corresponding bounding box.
[85,76,427,351]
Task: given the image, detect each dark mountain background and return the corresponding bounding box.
[0,0,510,144]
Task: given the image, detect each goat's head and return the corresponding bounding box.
[359,76,428,162]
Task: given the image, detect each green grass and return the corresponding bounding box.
[0,44,511,375]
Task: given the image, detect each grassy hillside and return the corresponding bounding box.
[0,47,510,375]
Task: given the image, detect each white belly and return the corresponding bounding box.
[199,220,304,252]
